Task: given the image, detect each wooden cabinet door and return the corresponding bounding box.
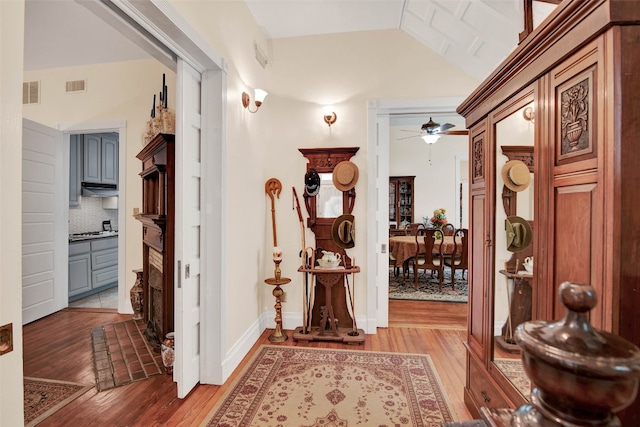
[101,135,118,186]
[69,253,91,297]
[467,127,488,359]
[82,134,101,183]
[69,135,82,207]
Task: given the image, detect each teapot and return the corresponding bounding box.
[523,256,533,273]
[318,251,341,268]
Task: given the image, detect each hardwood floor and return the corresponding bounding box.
[23,300,472,426]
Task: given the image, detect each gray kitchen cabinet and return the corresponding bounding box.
[69,135,82,207]
[82,133,118,186]
[68,236,118,301]
[69,241,91,297]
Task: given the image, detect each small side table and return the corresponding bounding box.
[265,276,291,342]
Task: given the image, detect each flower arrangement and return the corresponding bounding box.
[429,208,448,230]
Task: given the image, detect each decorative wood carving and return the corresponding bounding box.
[473,135,484,181]
[559,75,592,157]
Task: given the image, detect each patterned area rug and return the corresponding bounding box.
[201,345,455,427]
[91,319,164,391]
[389,269,468,302]
[24,377,93,427]
[494,358,531,399]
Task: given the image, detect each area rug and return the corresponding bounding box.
[90,318,164,391]
[201,345,455,427]
[389,269,468,302]
[494,358,531,399]
[24,377,93,427]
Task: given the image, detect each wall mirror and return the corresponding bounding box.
[491,95,535,402]
[298,147,359,231]
[316,173,344,218]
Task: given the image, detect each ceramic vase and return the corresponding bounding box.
[161,332,175,374]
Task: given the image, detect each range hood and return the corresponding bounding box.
[81,182,118,197]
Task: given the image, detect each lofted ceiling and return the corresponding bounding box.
[25,1,558,82]
[245,0,559,81]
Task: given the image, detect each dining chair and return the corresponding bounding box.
[441,223,456,236]
[444,228,469,290]
[409,226,444,290]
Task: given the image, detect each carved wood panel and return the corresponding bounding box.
[473,133,485,182]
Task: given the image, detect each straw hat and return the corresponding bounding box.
[332,161,359,192]
[332,214,355,249]
[501,160,531,192]
[304,168,321,196]
[505,216,532,252]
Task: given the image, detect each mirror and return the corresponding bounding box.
[316,173,344,218]
[492,101,535,401]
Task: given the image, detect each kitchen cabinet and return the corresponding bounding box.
[83,133,118,186]
[389,176,414,227]
[69,135,82,207]
[457,1,640,424]
[68,236,118,301]
[69,241,91,297]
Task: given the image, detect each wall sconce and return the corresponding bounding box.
[523,106,535,122]
[242,88,268,113]
[323,106,337,127]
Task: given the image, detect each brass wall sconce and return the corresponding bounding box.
[323,106,337,127]
[523,106,535,122]
[242,88,268,113]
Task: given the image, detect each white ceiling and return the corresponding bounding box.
[244,0,559,81]
[24,0,558,81]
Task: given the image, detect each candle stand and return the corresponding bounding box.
[265,259,290,342]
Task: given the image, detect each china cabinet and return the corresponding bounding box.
[388,176,414,228]
[457,0,640,424]
[135,133,175,342]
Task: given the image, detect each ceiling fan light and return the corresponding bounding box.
[422,134,440,144]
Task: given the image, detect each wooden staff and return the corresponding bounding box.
[265,178,282,246]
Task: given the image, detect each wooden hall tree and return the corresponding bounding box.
[457,0,640,424]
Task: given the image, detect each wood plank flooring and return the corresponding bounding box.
[23,299,472,426]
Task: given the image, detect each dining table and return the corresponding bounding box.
[388,235,458,268]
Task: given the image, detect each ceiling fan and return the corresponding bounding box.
[398,117,468,143]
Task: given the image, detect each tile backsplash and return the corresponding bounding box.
[69,197,119,233]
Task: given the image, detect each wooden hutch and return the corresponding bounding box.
[135,133,175,343]
[457,0,640,424]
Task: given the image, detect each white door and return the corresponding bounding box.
[174,59,202,398]
[375,116,390,327]
[22,119,67,324]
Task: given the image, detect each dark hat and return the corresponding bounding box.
[332,161,359,192]
[332,214,355,249]
[304,168,320,196]
[501,160,531,192]
[505,216,532,252]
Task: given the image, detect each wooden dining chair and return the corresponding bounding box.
[441,223,456,236]
[409,226,444,290]
[444,228,469,290]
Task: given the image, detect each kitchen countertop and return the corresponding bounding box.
[69,231,119,242]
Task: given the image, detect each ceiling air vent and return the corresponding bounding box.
[66,79,86,93]
[23,81,40,105]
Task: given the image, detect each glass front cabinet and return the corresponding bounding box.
[389,176,414,229]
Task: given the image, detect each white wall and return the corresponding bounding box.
[0,2,26,424]
[23,59,175,312]
[389,123,468,228]
[168,3,479,349]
